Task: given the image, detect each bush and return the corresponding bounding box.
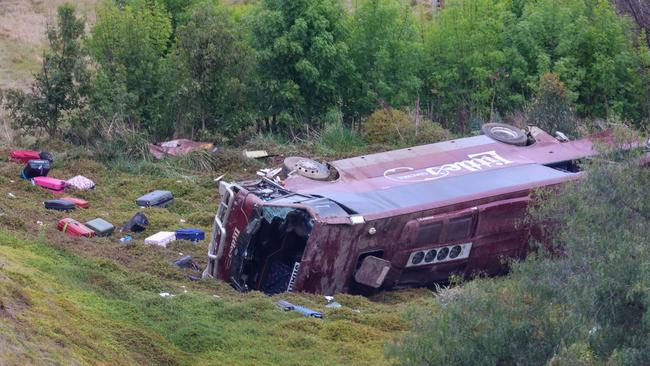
[362,108,450,146]
[528,72,579,138]
[389,130,650,365]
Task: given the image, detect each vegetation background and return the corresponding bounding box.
[0,0,649,365]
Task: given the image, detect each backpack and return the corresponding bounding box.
[121,212,149,233]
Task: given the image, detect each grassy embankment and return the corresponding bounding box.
[0,145,433,365]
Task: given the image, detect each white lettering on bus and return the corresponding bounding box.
[383,150,513,183]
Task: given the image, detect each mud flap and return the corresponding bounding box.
[354,256,391,288]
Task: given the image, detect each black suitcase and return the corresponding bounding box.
[44,199,75,211]
[21,159,51,179]
[136,190,173,208]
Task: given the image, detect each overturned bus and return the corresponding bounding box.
[203,123,626,295]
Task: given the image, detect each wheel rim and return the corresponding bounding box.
[489,126,519,139]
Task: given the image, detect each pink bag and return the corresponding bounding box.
[33,177,70,194]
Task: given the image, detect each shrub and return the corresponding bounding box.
[528,72,579,138]
[390,130,650,365]
[362,109,413,145]
[362,108,450,146]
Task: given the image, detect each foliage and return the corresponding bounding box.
[362,108,412,144]
[390,131,650,365]
[250,0,355,129]
[170,1,257,137]
[5,4,88,137]
[528,72,578,138]
[422,0,517,133]
[362,108,449,146]
[511,0,650,124]
[87,0,172,134]
[347,0,423,117]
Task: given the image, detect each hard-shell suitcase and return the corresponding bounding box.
[21,159,51,180]
[61,197,89,209]
[33,177,69,194]
[44,199,75,211]
[9,150,40,164]
[175,228,205,242]
[136,190,173,208]
[57,218,95,238]
[144,231,176,247]
[85,218,115,237]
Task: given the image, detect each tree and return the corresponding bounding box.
[5,4,88,137]
[171,1,256,137]
[528,72,578,138]
[250,0,355,130]
[389,129,650,365]
[512,0,650,123]
[348,0,423,117]
[87,0,172,134]
[421,0,523,132]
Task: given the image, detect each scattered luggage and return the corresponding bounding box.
[33,177,70,194]
[173,255,201,271]
[144,231,176,247]
[57,218,95,238]
[67,175,95,190]
[21,159,51,180]
[121,212,149,232]
[276,300,323,318]
[85,218,115,237]
[175,228,205,242]
[60,197,89,209]
[9,150,41,164]
[44,199,75,211]
[136,190,173,208]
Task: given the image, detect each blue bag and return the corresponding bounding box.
[175,228,205,242]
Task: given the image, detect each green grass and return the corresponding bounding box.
[0,146,435,365]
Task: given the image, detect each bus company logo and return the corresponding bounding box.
[383,150,513,183]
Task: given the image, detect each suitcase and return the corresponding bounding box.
[175,228,205,242]
[57,218,95,238]
[136,190,173,208]
[44,199,76,211]
[61,197,89,209]
[33,177,69,194]
[21,159,51,180]
[144,231,176,247]
[67,175,95,190]
[85,218,115,237]
[10,150,40,164]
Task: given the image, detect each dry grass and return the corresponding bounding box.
[0,0,97,90]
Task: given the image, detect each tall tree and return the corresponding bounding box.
[250,0,355,129]
[87,0,172,133]
[6,4,88,137]
[348,0,423,117]
[171,1,256,137]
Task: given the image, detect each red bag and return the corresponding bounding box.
[57,218,95,238]
[10,150,40,164]
[33,177,70,194]
[61,197,90,209]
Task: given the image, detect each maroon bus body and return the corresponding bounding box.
[204,128,618,295]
